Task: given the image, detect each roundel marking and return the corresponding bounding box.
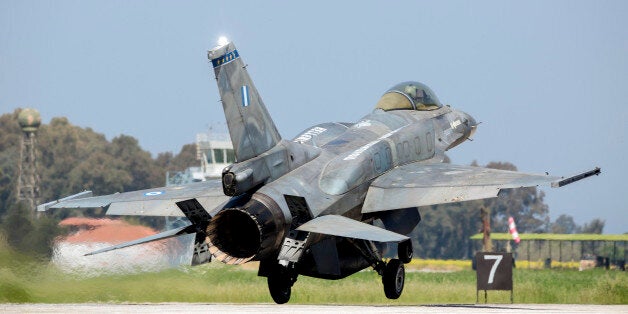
[144,191,164,196]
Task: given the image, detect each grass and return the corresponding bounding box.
[406,259,583,271]
[1,246,626,304]
[470,233,628,241]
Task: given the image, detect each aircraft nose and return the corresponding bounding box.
[460,112,478,139]
[469,120,478,139]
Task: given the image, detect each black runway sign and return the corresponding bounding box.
[475,252,513,303]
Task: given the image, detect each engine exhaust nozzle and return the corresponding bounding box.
[206,195,287,264]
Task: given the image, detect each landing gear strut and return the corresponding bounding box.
[349,239,407,300]
[267,264,298,304]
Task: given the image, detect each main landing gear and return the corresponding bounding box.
[266,264,298,304]
[382,239,413,299]
[353,239,413,300]
[382,258,405,299]
[398,239,413,263]
[266,239,414,303]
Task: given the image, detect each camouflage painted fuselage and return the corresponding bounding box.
[207,81,476,278]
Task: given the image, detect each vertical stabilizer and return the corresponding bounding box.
[208,41,281,162]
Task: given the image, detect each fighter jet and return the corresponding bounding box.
[39,39,600,303]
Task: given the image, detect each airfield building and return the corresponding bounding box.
[166,131,234,185]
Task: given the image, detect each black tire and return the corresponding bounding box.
[398,240,413,264]
[268,275,291,304]
[382,259,405,299]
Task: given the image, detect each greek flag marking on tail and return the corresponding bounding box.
[241,85,250,107]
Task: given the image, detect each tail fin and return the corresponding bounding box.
[208,41,281,162]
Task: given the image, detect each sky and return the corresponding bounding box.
[1,1,626,233]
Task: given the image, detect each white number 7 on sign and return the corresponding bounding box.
[484,255,503,284]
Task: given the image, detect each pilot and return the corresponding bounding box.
[404,84,431,110]
[404,85,418,101]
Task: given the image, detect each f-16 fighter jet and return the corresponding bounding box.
[40,39,600,303]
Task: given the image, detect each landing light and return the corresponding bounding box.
[217,36,229,47]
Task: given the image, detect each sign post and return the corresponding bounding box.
[476,252,513,303]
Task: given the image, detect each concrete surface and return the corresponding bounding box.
[1,303,627,314]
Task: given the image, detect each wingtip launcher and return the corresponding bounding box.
[551,167,601,188]
[37,190,93,212]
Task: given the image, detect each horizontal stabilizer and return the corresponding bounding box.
[296,215,408,242]
[38,180,229,217]
[85,224,193,256]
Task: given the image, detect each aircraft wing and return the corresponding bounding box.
[37,180,230,217]
[362,163,600,213]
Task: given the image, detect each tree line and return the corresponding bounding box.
[0,109,605,259]
[0,109,196,257]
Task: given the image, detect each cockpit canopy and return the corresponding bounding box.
[375,81,442,111]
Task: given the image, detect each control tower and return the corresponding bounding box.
[16,108,42,211]
[166,128,234,186]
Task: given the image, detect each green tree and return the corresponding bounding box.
[174,144,198,170]
[0,110,170,255]
[1,202,33,250]
[0,201,62,258]
[0,109,207,253]
[0,110,23,217]
[66,151,133,195]
[413,202,480,259]
[38,117,113,199]
[581,218,605,234]
[551,214,579,234]
[480,162,549,233]
[110,135,163,191]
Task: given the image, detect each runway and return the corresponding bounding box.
[2,303,627,314]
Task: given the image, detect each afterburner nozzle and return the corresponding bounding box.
[206,195,287,265]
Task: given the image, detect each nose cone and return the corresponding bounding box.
[460,112,478,139]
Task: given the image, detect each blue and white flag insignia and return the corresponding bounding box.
[241,85,250,107]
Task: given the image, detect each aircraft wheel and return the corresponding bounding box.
[267,274,292,304]
[398,240,413,264]
[382,259,405,299]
